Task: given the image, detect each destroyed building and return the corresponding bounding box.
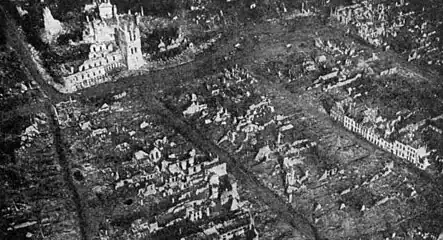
[60,8,145,92]
[329,94,432,170]
[42,7,64,43]
[84,0,117,19]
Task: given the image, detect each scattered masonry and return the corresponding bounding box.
[108,147,258,239]
[54,96,259,239]
[332,0,443,67]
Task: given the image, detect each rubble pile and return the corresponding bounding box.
[54,90,258,239]
[162,66,262,148]
[162,66,323,204]
[309,37,388,91]
[162,66,257,128]
[0,13,84,239]
[41,7,64,43]
[301,150,439,239]
[332,1,389,47]
[332,0,443,66]
[383,0,443,66]
[308,35,416,94]
[6,113,82,240]
[188,0,226,31]
[110,147,258,240]
[0,46,40,112]
[144,33,222,71]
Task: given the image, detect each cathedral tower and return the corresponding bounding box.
[116,16,145,70]
[97,0,115,19]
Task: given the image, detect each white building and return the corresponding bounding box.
[62,11,144,92]
[116,17,146,70]
[330,101,429,169]
[62,42,123,91]
[42,7,64,43]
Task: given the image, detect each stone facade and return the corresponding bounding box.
[84,0,117,19]
[330,103,429,169]
[332,1,387,47]
[97,0,115,19]
[82,17,115,43]
[63,43,123,91]
[116,18,145,70]
[62,3,144,92]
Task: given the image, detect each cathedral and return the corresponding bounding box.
[61,0,146,92]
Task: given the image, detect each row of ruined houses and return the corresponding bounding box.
[330,100,430,170]
[107,146,258,240]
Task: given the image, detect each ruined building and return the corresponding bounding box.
[84,0,118,19]
[82,16,115,43]
[53,0,191,93]
[61,6,145,92]
[116,18,145,70]
[42,7,64,43]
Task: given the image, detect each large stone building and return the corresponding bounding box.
[115,18,145,70]
[61,2,145,92]
[62,42,123,91]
